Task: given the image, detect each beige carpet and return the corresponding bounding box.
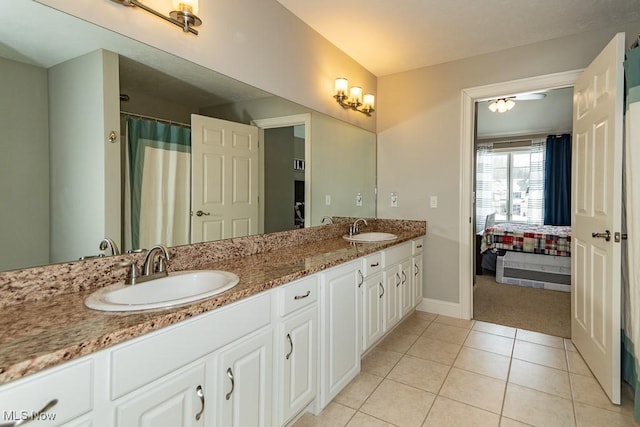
[473,274,571,338]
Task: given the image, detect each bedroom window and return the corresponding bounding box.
[475,139,545,231]
[489,150,531,222]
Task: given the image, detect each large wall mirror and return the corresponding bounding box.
[0,1,377,272]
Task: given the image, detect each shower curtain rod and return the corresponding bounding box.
[120,111,191,128]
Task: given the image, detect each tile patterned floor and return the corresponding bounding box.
[294,311,639,427]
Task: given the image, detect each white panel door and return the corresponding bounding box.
[214,328,273,427]
[279,306,317,425]
[191,115,259,243]
[571,33,624,404]
[362,272,384,352]
[115,364,205,427]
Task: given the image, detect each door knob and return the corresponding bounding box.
[195,210,210,217]
[591,230,611,242]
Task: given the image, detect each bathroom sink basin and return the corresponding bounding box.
[85,270,240,312]
[343,232,398,243]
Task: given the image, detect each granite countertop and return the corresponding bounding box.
[0,228,424,386]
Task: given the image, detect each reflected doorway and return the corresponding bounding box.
[263,125,306,233]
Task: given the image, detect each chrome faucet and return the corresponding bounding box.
[349,218,368,236]
[119,244,170,285]
[321,216,334,224]
[99,238,120,256]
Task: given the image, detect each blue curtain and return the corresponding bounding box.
[543,134,571,225]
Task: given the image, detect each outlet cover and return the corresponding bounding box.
[325,195,331,205]
[391,192,398,208]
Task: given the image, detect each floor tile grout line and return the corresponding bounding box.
[497,331,516,422]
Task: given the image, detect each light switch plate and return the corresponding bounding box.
[391,192,398,208]
[356,192,363,206]
[325,195,331,205]
[430,196,438,208]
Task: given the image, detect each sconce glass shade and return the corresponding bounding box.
[363,94,375,110]
[349,86,363,105]
[335,77,349,96]
[173,0,199,14]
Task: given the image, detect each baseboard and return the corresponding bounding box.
[416,297,462,318]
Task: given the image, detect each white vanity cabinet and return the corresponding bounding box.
[413,238,424,304]
[318,259,361,409]
[274,277,318,426]
[360,252,385,353]
[0,236,427,427]
[209,327,273,427]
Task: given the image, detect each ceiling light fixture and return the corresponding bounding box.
[488,98,516,113]
[110,0,202,35]
[334,77,375,117]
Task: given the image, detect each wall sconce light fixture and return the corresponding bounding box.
[334,77,375,117]
[110,0,202,35]
[488,98,516,113]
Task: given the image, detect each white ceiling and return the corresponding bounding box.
[477,87,574,139]
[276,0,640,76]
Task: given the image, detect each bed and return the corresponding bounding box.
[480,222,572,292]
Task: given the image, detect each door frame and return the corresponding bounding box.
[252,114,312,233]
[458,70,582,319]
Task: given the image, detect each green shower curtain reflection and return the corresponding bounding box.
[126,117,191,250]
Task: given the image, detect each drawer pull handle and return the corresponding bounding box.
[286,333,294,360]
[396,272,401,287]
[225,368,235,400]
[3,398,58,426]
[195,385,205,421]
[379,282,384,299]
[370,261,380,267]
[294,290,311,300]
[416,244,423,249]
[402,271,407,285]
[358,270,364,288]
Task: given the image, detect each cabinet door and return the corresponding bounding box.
[362,272,384,352]
[214,327,273,427]
[278,306,317,425]
[413,255,423,305]
[115,364,205,427]
[319,261,360,408]
[384,266,401,329]
[399,259,413,318]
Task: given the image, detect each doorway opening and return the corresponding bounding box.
[472,87,574,338]
[252,114,312,234]
[458,70,581,324]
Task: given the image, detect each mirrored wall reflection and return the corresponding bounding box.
[0,1,376,272]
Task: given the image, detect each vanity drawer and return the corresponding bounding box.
[383,241,412,265]
[110,292,271,400]
[278,276,318,317]
[0,358,93,426]
[362,252,383,277]
[412,238,425,255]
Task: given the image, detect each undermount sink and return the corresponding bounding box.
[343,232,398,243]
[85,270,240,312]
